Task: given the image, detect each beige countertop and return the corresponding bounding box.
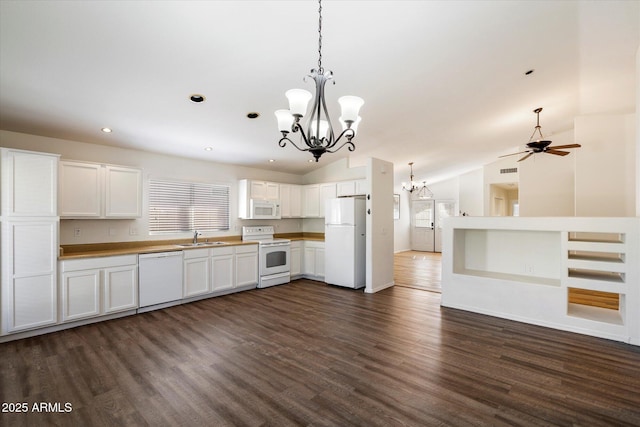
[59,233,324,260]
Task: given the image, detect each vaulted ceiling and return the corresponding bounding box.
[1,1,638,183]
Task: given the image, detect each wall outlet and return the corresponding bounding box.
[74,228,81,237]
[109,228,116,236]
[129,226,138,236]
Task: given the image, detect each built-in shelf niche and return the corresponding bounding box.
[568,287,620,310]
[568,268,625,283]
[566,231,627,325]
[568,231,624,244]
[568,250,624,263]
[453,229,561,286]
[567,302,624,325]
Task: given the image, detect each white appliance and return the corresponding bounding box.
[138,251,183,312]
[243,199,281,220]
[242,226,290,288]
[324,197,366,289]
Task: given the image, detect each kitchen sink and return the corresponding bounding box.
[177,241,228,248]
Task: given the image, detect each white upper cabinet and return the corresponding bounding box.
[104,165,142,218]
[243,180,280,201]
[59,160,142,219]
[336,179,367,197]
[302,184,320,217]
[59,161,102,217]
[280,184,302,218]
[1,148,58,217]
[319,183,337,218]
[303,183,336,218]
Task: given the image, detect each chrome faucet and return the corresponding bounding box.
[193,230,201,244]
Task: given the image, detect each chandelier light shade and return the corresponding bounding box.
[275,0,364,162]
[402,162,433,198]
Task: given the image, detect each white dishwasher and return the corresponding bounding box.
[138,251,183,313]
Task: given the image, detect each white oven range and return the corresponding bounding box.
[242,226,291,288]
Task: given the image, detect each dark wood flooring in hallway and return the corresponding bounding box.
[2,279,640,426]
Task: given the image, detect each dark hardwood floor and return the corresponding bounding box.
[2,280,640,426]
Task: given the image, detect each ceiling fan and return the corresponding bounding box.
[500,107,581,162]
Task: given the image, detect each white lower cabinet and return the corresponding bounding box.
[1,219,59,334]
[290,241,302,278]
[61,269,101,321]
[183,244,258,297]
[302,241,325,280]
[183,248,210,297]
[59,255,138,323]
[235,245,259,288]
[211,247,235,292]
[104,265,138,313]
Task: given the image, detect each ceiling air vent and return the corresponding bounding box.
[500,168,518,174]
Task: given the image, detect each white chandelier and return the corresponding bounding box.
[275,0,364,162]
[402,162,433,198]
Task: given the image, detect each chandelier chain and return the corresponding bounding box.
[317,0,323,72]
[276,0,362,162]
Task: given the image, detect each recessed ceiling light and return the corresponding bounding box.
[204,146,213,151]
[247,112,260,119]
[524,69,535,75]
[308,159,314,163]
[190,94,206,103]
[101,127,112,133]
[268,159,275,163]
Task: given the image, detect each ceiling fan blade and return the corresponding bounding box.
[499,150,529,158]
[547,144,581,150]
[546,149,570,156]
[517,152,533,162]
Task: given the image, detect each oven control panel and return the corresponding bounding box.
[242,225,275,240]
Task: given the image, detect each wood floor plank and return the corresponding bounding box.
[2,280,640,426]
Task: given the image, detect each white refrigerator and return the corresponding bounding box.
[324,197,366,289]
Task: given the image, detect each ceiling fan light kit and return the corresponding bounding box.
[500,107,581,162]
[275,0,364,162]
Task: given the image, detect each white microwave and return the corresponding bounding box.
[247,199,281,219]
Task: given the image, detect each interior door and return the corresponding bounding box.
[410,199,435,252]
[434,200,456,252]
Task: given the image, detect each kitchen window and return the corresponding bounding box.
[149,179,230,234]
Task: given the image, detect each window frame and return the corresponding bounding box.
[148,178,230,235]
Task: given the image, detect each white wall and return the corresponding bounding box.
[459,168,483,216]
[366,158,394,293]
[302,157,366,185]
[637,44,640,217]
[299,157,367,234]
[481,128,579,217]
[393,186,411,253]
[483,157,519,215]
[518,153,576,217]
[427,178,459,201]
[0,130,305,244]
[392,176,460,253]
[574,114,636,216]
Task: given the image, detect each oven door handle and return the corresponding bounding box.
[261,243,290,248]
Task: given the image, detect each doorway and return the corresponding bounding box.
[489,183,519,216]
[410,199,456,252]
[410,200,434,251]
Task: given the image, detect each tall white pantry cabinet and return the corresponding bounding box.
[1,148,60,335]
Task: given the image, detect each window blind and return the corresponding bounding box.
[149,179,230,234]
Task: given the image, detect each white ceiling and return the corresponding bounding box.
[1,1,638,183]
